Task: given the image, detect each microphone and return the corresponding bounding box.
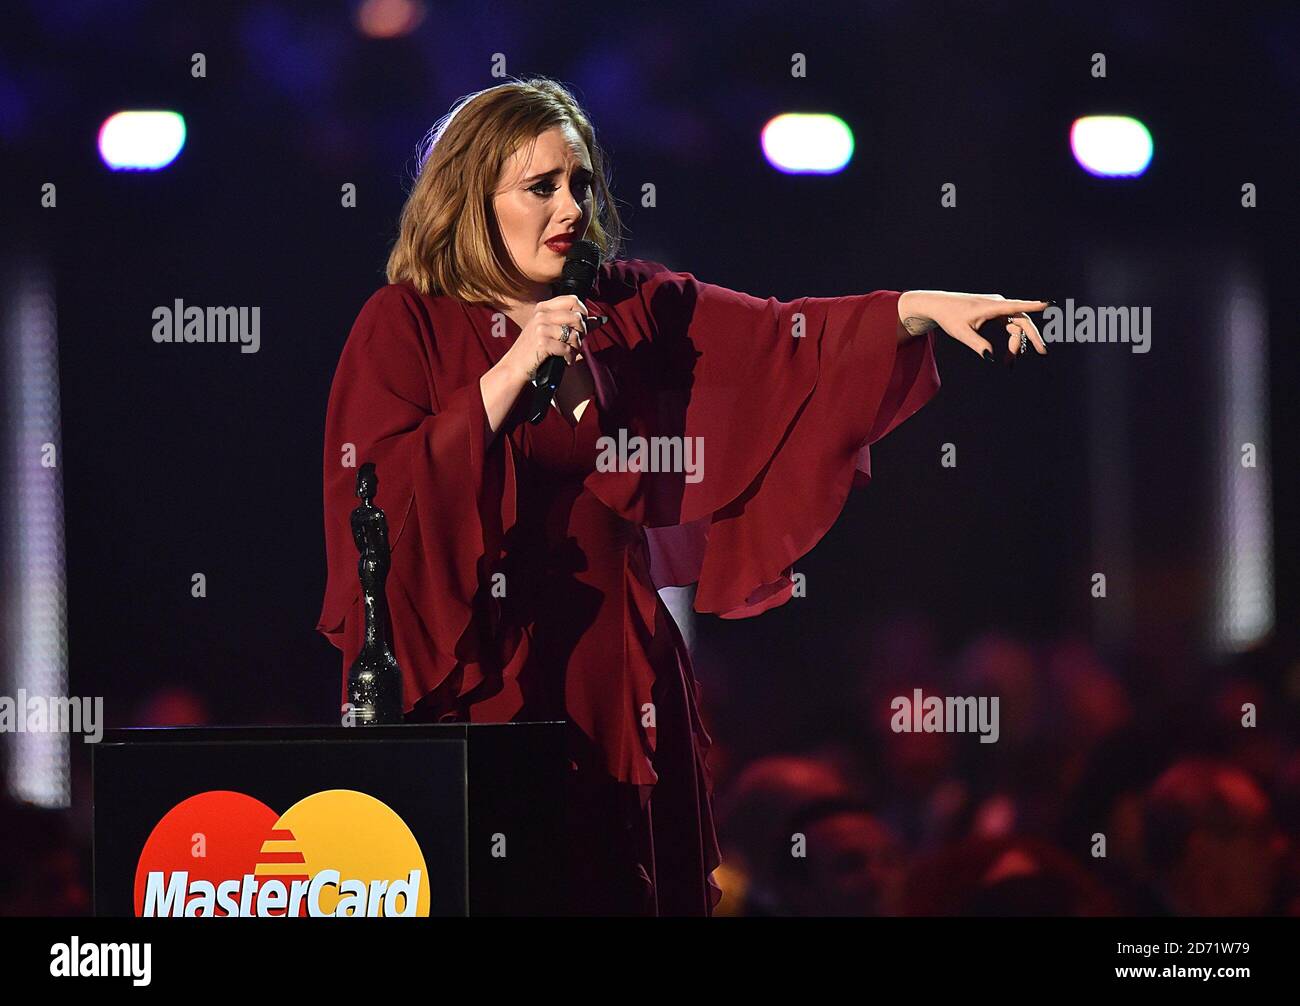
[526,238,602,425]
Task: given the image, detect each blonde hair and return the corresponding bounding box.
[386,77,624,304]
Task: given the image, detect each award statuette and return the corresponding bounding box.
[345,462,403,725]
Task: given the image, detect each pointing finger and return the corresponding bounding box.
[1003,299,1051,314]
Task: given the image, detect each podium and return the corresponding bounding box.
[92,722,567,917]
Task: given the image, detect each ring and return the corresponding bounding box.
[1009,318,1028,355]
[560,324,571,344]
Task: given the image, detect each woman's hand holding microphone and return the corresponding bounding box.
[505,294,590,383]
[478,295,593,444]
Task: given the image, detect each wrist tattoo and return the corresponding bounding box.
[902,315,938,336]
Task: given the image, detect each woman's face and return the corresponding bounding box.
[492,124,594,301]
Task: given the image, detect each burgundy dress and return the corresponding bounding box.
[316,258,941,915]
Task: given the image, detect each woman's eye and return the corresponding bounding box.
[530,178,592,198]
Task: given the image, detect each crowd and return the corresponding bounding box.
[2,617,1295,916]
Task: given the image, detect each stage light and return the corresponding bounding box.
[1070,115,1152,177]
[761,113,854,175]
[356,0,426,39]
[98,110,186,171]
[2,258,70,808]
[1212,268,1274,653]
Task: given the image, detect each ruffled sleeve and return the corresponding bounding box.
[316,284,518,713]
[582,260,940,619]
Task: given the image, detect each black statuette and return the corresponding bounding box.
[345,462,403,725]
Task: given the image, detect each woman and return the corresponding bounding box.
[316,77,1047,916]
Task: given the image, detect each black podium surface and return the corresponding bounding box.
[92,722,566,917]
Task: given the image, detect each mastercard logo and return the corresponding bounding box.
[133,790,430,917]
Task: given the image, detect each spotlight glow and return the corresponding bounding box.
[761,113,854,175]
[356,0,426,38]
[98,110,186,171]
[1070,115,1152,177]
[4,258,70,808]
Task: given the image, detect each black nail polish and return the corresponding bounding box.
[983,349,994,363]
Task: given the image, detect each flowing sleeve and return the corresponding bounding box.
[583,260,940,619]
[316,285,517,714]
